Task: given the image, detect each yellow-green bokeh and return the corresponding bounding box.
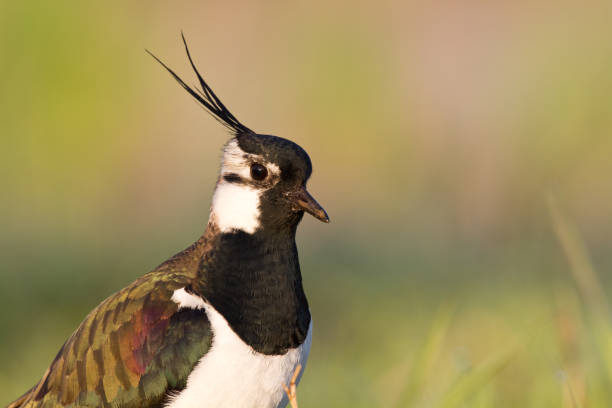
[2,1,612,406]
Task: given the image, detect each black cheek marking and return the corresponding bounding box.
[223,173,243,183]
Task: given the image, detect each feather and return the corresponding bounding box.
[146,33,253,136]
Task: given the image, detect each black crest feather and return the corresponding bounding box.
[146,33,253,135]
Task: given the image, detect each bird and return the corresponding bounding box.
[8,35,329,408]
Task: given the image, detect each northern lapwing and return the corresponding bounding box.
[8,35,328,408]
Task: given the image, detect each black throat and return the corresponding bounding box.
[194,226,310,355]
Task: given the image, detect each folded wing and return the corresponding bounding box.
[9,272,211,408]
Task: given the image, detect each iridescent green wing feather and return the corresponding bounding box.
[10,271,211,408]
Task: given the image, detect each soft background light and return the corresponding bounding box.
[2,1,612,406]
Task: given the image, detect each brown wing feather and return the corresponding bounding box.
[9,271,211,408]
[6,386,34,408]
[7,227,217,408]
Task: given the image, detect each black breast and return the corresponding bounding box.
[194,230,311,355]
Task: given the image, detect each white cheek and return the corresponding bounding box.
[211,182,261,234]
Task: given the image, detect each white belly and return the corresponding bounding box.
[166,300,312,408]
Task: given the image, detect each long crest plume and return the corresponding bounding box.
[146,33,253,135]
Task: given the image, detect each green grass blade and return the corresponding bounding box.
[437,347,516,408]
[395,304,454,407]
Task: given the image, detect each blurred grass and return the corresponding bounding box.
[3,1,612,407]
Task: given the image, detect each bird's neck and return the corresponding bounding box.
[192,219,310,355]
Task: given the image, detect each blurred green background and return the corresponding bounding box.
[2,1,612,407]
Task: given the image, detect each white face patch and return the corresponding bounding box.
[211,139,280,234]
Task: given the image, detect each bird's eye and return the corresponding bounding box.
[250,163,268,181]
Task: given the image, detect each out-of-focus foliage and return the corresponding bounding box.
[2,1,612,406]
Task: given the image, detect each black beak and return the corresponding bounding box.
[286,186,330,223]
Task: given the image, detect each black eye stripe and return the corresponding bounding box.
[223,173,243,183]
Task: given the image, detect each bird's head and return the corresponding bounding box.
[213,132,328,234]
[149,35,328,235]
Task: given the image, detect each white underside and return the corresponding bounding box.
[168,288,312,408]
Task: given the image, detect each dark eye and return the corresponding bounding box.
[250,163,268,181]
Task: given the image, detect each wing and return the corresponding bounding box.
[10,271,211,408]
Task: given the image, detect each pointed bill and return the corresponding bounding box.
[286,186,329,223]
